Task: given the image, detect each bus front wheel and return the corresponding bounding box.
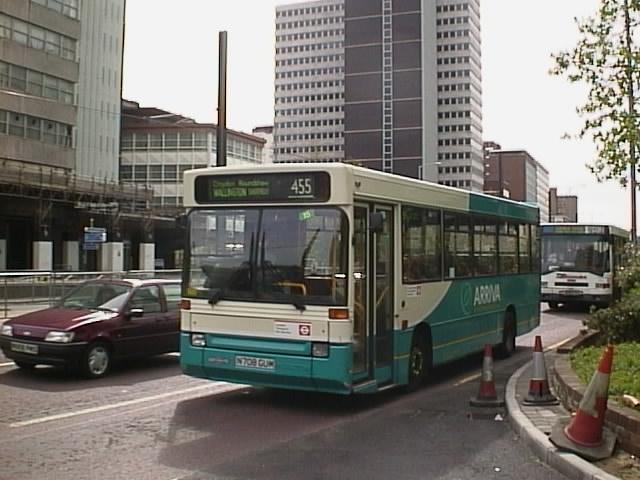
[548,302,559,310]
[406,331,431,392]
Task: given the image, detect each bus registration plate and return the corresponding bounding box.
[235,355,275,370]
[560,290,583,296]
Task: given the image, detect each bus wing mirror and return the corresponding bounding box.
[369,212,384,234]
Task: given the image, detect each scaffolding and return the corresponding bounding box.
[0,158,153,214]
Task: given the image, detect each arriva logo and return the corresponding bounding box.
[474,284,501,307]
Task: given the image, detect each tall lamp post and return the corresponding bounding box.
[624,2,637,243]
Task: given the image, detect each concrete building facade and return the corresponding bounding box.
[483,147,550,221]
[342,0,484,187]
[0,0,150,271]
[252,125,274,164]
[548,187,578,223]
[273,0,345,163]
[75,0,124,181]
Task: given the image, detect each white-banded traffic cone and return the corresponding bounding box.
[523,335,559,406]
[470,344,505,407]
[549,345,617,461]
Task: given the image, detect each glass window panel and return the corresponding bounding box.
[61,37,75,60]
[120,165,132,180]
[134,133,148,149]
[163,165,177,180]
[149,133,162,149]
[121,133,133,150]
[45,31,60,56]
[133,165,147,181]
[194,132,207,149]
[10,65,26,91]
[149,165,162,180]
[0,15,10,39]
[29,26,45,50]
[26,116,40,140]
[43,75,58,99]
[13,20,28,45]
[59,79,74,104]
[26,70,43,96]
[9,112,25,136]
[0,110,7,134]
[179,132,193,148]
[164,132,178,148]
[43,120,56,143]
[0,62,9,88]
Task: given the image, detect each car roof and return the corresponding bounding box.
[86,278,180,288]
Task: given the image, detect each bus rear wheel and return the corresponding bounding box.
[406,332,431,392]
[497,311,516,359]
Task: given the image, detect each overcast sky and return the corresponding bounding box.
[122,0,633,230]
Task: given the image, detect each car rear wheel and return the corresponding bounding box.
[81,342,111,379]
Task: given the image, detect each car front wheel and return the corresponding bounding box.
[81,342,111,379]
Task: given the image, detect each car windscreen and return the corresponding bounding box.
[60,282,132,311]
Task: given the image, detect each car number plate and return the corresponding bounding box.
[11,341,38,355]
[235,355,275,370]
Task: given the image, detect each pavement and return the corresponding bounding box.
[507,352,621,480]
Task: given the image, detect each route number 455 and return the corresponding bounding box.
[290,177,312,195]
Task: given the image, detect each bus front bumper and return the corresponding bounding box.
[541,291,610,304]
[179,333,354,394]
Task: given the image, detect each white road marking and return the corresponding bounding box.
[0,361,15,368]
[453,372,481,386]
[10,382,244,428]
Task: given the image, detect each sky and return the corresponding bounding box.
[122,0,633,230]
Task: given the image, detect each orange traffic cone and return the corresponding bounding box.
[523,336,559,406]
[470,344,504,407]
[549,345,617,461]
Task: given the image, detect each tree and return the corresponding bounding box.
[550,0,640,238]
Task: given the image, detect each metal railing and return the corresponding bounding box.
[0,269,182,319]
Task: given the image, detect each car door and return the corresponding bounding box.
[157,282,181,353]
[115,285,164,358]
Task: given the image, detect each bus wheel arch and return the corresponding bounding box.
[497,307,516,359]
[405,324,432,392]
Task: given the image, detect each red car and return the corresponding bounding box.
[0,278,181,378]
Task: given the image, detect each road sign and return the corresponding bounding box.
[84,227,107,244]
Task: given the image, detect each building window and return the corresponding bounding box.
[31,0,79,20]
[0,13,77,61]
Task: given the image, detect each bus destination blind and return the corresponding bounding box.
[194,172,330,203]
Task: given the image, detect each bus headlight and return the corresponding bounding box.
[312,342,329,357]
[191,333,206,347]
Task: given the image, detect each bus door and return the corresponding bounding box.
[353,204,394,386]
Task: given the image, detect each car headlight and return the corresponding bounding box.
[1,325,12,337]
[45,331,75,343]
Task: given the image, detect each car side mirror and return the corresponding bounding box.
[127,308,144,319]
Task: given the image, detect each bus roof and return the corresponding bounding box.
[184,163,539,223]
[540,223,629,238]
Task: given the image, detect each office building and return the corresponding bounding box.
[274,0,345,163]
[252,125,275,164]
[120,100,266,210]
[75,0,125,181]
[483,145,550,221]
[343,0,483,188]
[0,0,150,271]
[549,187,578,223]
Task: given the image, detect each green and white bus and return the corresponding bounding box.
[180,164,540,394]
[541,223,629,309]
